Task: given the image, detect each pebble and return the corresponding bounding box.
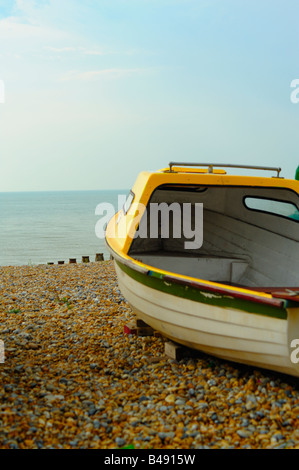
[0,261,299,449]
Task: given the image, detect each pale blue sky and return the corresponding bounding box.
[0,0,298,191]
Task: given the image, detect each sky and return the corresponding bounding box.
[0,0,298,192]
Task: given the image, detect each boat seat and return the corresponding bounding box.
[133,252,249,284]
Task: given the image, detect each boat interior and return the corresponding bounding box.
[128,184,299,289]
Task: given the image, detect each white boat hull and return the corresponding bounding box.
[115,262,299,378]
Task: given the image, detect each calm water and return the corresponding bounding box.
[0,190,128,266]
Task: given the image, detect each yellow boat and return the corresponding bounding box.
[105,163,299,377]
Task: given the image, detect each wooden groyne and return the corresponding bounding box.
[46,253,113,265]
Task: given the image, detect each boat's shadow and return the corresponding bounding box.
[170,342,299,390]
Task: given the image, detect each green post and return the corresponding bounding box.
[296,166,299,181]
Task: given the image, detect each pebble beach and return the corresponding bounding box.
[1,260,299,450]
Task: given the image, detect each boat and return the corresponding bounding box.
[105,162,299,377]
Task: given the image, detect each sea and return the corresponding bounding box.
[0,190,128,266]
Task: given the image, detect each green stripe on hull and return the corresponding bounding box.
[116,260,287,320]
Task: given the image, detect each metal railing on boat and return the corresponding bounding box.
[168,162,282,178]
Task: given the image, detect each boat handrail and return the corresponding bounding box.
[168,162,282,178]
